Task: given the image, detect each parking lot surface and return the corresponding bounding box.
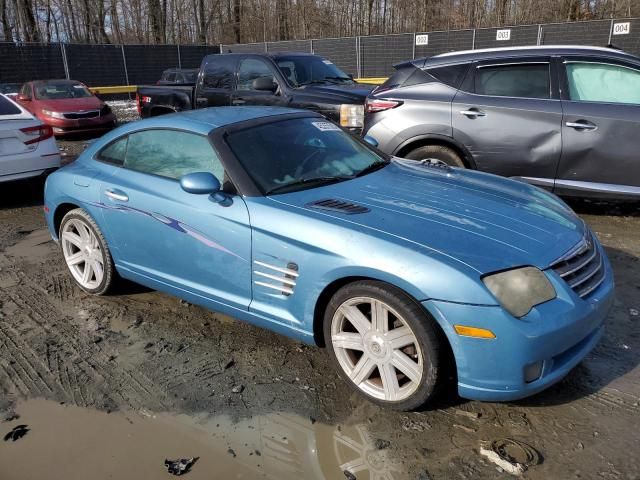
[0,108,638,479]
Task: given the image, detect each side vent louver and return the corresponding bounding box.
[307,199,370,215]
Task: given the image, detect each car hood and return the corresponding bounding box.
[297,83,374,103]
[269,159,585,274]
[36,97,102,112]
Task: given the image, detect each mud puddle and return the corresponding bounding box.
[1,399,405,480]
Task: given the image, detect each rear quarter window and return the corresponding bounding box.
[0,95,21,115]
[375,65,433,93]
[426,63,469,88]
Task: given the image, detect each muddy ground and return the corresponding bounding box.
[0,106,639,479]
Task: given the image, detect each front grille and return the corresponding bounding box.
[64,110,99,119]
[550,233,605,298]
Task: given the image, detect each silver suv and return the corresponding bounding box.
[363,46,640,200]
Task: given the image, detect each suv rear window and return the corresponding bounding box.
[427,64,469,88]
[0,95,21,115]
[376,64,432,93]
[474,63,550,99]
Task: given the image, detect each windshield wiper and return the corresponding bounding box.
[298,78,342,86]
[266,176,350,195]
[323,76,353,82]
[354,161,388,177]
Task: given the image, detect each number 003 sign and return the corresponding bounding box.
[496,29,511,41]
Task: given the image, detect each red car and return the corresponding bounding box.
[17,79,116,136]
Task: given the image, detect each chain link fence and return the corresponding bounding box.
[223,17,640,77]
[0,43,220,87]
[0,18,638,86]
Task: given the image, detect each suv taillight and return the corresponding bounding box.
[20,124,53,145]
[365,98,403,113]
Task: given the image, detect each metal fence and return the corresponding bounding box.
[0,43,220,86]
[222,17,640,77]
[0,18,638,86]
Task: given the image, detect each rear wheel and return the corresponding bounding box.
[404,144,465,168]
[324,280,441,411]
[60,208,116,295]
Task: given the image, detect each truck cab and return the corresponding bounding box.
[137,53,373,133]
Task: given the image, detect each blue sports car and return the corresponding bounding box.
[44,107,614,410]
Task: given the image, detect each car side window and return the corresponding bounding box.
[474,63,550,99]
[123,129,225,181]
[96,136,128,166]
[428,63,469,88]
[565,62,640,105]
[20,83,31,98]
[237,59,276,91]
[202,58,236,89]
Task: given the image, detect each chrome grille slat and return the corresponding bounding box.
[550,232,604,299]
[556,245,598,278]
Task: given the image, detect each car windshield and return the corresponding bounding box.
[276,56,354,87]
[183,70,198,82]
[34,82,93,100]
[225,117,388,195]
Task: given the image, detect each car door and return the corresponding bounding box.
[194,56,237,108]
[96,128,252,311]
[556,56,640,196]
[232,57,288,107]
[451,57,562,184]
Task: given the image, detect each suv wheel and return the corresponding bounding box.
[324,280,441,411]
[404,145,465,168]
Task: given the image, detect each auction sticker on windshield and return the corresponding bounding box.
[312,121,341,132]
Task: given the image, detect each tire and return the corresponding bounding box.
[404,144,465,168]
[59,208,116,295]
[324,280,441,411]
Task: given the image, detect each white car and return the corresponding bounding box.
[0,93,60,183]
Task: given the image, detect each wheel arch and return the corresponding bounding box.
[312,276,454,359]
[53,202,82,239]
[150,106,177,117]
[393,134,476,169]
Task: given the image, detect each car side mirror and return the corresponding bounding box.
[253,76,277,92]
[17,94,30,101]
[180,172,226,202]
[363,135,379,148]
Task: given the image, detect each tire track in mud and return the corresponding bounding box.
[0,262,172,411]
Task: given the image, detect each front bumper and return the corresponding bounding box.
[39,113,116,135]
[423,252,615,401]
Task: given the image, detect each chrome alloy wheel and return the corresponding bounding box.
[331,296,423,402]
[61,218,105,290]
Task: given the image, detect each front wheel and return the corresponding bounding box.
[404,144,465,168]
[59,208,116,295]
[324,281,441,411]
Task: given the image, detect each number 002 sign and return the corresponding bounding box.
[496,29,511,41]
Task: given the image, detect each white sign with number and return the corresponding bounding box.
[613,22,630,35]
[415,34,429,46]
[496,29,511,41]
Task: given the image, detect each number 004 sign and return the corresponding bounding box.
[613,22,630,35]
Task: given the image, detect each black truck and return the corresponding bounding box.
[137,52,374,132]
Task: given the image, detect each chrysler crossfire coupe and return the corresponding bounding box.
[44,107,614,410]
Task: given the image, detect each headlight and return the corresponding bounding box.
[340,104,364,128]
[41,109,65,119]
[482,266,556,318]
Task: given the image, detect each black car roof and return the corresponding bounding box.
[416,45,639,67]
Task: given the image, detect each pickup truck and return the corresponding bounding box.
[137,52,374,131]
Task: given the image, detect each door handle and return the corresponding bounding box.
[565,121,597,131]
[104,189,128,202]
[195,97,208,106]
[232,98,246,105]
[459,109,486,118]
